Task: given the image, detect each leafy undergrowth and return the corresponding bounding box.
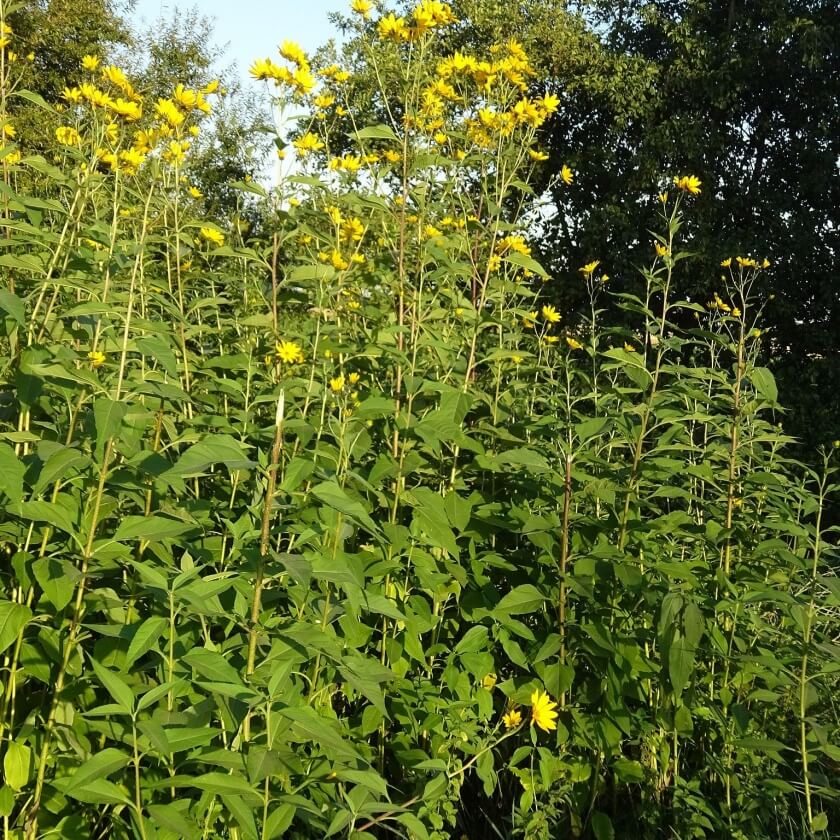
[0,1,837,838]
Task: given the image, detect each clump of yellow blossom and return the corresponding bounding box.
[55,126,81,146]
[87,350,106,368]
[579,260,600,276]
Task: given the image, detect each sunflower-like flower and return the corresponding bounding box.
[530,690,558,732]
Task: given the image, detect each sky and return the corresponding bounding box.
[131,0,349,90]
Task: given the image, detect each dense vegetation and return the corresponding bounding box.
[0,1,837,838]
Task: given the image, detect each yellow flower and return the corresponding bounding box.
[203,79,220,94]
[351,0,373,17]
[200,226,224,247]
[654,242,669,258]
[511,354,523,365]
[329,153,362,172]
[63,86,83,103]
[560,164,573,185]
[530,690,558,732]
[523,310,538,329]
[482,673,497,690]
[110,98,142,121]
[330,249,350,270]
[87,350,106,368]
[495,234,530,256]
[658,191,668,203]
[383,149,401,163]
[528,148,549,162]
[579,260,600,276]
[3,149,21,165]
[330,375,345,392]
[541,304,561,324]
[155,98,185,128]
[720,257,732,267]
[82,54,100,71]
[349,372,361,385]
[55,126,81,146]
[275,340,305,364]
[188,186,203,198]
[566,336,583,350]
[279,40,308,66]
[378,13,409,41]
[340,216,365,242]
[293,132,325,155]
[673,174,701,195]
[502,708,522,730]
[624,342,636,353]
[2,123,15,139]
[250,58,279,81]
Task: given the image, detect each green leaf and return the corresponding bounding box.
[93,398,127,459]
[0,289,25,325]
[168,434,255,477]
[32,557,78,611]
[668,636,693,698]
[90,658,134,713]
[352,124,399,142]
[0,442,24,503]
[749,367,778,403]
[591,811,615,840]
[114,515,193,543]
[190,772,260,802]
[62,748,130,792]
[53,777,132,806]
[14,500,75,535]
[310,480,379,535]
[3,741,32,791]
[812,812,828,833]
[495,585,546,615]
[125,617,168,670]
[182,647,243,684]
[0,601,32,655]
[146,803,201,840]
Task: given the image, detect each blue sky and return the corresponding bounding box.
[131,0,349,89]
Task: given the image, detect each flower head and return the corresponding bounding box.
[579,260,600,276]
[199,226,224,247]
[275,340,305,364]
[82,54,100,71]
[351,0,373,17]
[560,164,573,186]
[87,350,106,368]
[541,304,561,324]
[673,174,701,195]
[330,375,345,393]
[502,708,522,730]
[530,690,558,732]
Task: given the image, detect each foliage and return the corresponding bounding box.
[0,2,837,839]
